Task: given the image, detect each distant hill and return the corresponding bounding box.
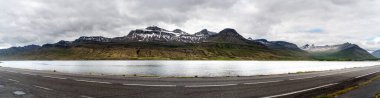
[0,45,41,56]
[372,50,380,58]
[300,43,377,60]
[251,39,302,51]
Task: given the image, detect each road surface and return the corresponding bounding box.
[0,65,380,98]
[338,74,380,98]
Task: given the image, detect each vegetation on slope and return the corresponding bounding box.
[0,42,312,60]
[310,47,377,61]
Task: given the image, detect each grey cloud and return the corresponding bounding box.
[0,0,380,50]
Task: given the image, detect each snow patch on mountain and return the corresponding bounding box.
[74,36,111,43]
[126,26,216,43]
[194,29,217,37]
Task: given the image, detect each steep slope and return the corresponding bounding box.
[252,39,302,51]
[194,29,217,37]
[301,43,376,60]
[0,42,311,60]
[247,39,309,59]
[206,28,247,44]
[372,50,380,58]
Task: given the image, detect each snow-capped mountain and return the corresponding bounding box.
[74,36,111,43]
[301,43,376,60]
[67,26,302,50]
[301,43,356,52]
[172,29,190,35]
[68,26,223,44]
[194,29,217,37]
[126,26,210,43]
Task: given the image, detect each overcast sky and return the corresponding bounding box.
[0,0,380,50]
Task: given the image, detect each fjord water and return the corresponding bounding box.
[1,61,380,77]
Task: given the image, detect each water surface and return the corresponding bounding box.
[0,61,379,77]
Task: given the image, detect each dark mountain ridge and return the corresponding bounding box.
[0,26,374,60]
[252,39,301,51]
[206,28,248,44]
[0,45,41,56]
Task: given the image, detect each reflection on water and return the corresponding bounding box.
[0,60,379,77]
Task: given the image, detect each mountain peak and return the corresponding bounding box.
[145,26,168,31]
[339,42,358,49]
[200,29,208,32]
[219,28,239,35]
[301,44,310,49]
[302,42,376,60]
[74,36,111,43]
[172,29,189,35]
[172,29,183,33]
[194,29,217,37]
[206,28,247,44]
[255,39,268,42]
[301,43,364,54]
[55,40,72,47]
[252,39,301,50]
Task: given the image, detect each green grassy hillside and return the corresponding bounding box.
[310,47,377,61]
[0,42,312,60]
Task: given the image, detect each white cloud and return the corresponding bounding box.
[374,37,380,44]
[0,0,380,50]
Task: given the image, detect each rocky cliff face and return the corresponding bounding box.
[125,26,208,43]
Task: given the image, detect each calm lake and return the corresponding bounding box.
[1,61,379,77]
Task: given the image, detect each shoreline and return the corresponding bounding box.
[1,59,379,61]
[1,59,318,61]
[0,64,378,79]
[1,61,380,78]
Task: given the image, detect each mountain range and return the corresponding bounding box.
[0,26,377,60]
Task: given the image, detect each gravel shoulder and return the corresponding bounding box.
[337,75,380,98]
